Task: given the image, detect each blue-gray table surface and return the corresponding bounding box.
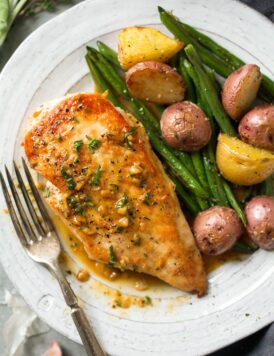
[0,1,273,355]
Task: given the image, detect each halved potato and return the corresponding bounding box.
[216,133,274,185]
[118,26,184,70]
[126,61,185,104]
[222,64,262,120]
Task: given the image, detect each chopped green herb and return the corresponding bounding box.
[71,116,80,123]
[108,245,117,267]
[43,187,50,198]
[144,193,151,205]
[73,156,79,164]
[82,167,89,176]
[67,178,76,190]
[127,202,136,218]
[116,226,124,232]
[74,140,83,153]
[115,193,129,209]
[40,140,46,145]
[61,166,76,191]
[67,195,94,215]
[124,127,138,150]
[144,296,152,305]
[86,136,100,151]
[110,184,119,192]
[90,165,102,185]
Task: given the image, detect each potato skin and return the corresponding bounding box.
[160,101,212,151]
[245,196,274,250]
[193,206,243,256]
[239,104,274,151]
[222,64,262,121]
[126,61,185,104]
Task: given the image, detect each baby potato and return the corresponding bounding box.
[160,101,212,151]
[245,196,274,250]
[239,104,274,151]
[216,133,274,185]
[222,64,262,120]
[126,61,185,104]
[193,206,243,256]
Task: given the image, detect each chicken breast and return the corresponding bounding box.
[24,93,206,296]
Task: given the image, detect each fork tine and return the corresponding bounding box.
[0,172,28,247]
[22,158,55,233]
[13,161,46,236]
[5,165,38,242]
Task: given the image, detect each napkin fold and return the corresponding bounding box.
[2,289,50,356]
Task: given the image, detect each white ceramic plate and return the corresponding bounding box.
[0,0,274,355]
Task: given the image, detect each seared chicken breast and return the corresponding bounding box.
[24,93,206,296]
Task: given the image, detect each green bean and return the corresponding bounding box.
[185,44,236,136]
[206,68,221,94]
[234,240,257,254]
[259,176,274,196]
[173,150,196,177]
[183,59,212,118]
[97,41,120,66]
[85,55,121,107]
[178,56,196,102]
[179,21,243,69]
[191,151,208,190]
[223,181,247,225]
[87,47,129,98]
[207,143,229,206]
[169,175,201,215]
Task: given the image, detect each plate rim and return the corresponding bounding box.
[0,0,274,355]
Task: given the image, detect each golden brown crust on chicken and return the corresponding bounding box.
[24,93,206,296]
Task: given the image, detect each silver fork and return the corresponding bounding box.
[0,159,105,356]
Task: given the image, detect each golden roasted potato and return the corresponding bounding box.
[126,61,185,104]
[118,26,184,70]
[216,133,274,185]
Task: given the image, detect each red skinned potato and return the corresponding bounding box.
[126,61,185,104]
[160,101,212,151]
[245,196,274,250]
[222,64,262,120]
[193,206,244,256]
[239,104,274,151]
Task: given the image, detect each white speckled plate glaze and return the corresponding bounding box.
[0,0,274,355]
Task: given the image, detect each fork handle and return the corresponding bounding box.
[71,305,105,356]
[50,261,105,356]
